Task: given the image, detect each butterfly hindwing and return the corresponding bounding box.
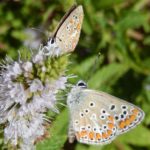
[68,88,144,145]
[53,5,83,54]
[85,90,144,134]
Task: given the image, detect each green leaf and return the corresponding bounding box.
[116,12,149,31]
[37,135,67,150]
[70,55,104,80]
[37,109,69,150]
[83,15,93,35]
[75,144,89,150]
[92,0,123,9]
[144,36,150,45]
[88,63,129,90]
[117,125,150,146]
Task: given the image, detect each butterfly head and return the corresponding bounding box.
[76,80,87,88]
[49,37,55,44]
[67,80,87,108]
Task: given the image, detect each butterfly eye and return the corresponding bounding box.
[77,80,87,88]
[51,38,55,44]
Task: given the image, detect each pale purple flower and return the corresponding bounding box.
[0,41,68,149]
[22,61,33,72]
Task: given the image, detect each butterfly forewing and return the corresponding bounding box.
[53,5,84,54]
[67,88,144,145]
[53,5,78,36]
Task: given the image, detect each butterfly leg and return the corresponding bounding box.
[68,122,75,143]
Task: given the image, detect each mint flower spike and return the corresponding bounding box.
[0,40,69,149]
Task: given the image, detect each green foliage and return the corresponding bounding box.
[40,55,69,81]
[0,0,150,150]
[37,109,69,150]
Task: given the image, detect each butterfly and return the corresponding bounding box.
[42,5,84,56]
[67,80,145,145]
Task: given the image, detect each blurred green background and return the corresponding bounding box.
[0,0,150,150]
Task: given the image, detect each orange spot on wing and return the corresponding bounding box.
[80,130,87,137]
[96,133,101,140]
[108,116,114,122]
[132,109,139,115]
[129,115,136,122]
[108,123,115,129]
[76,23,81,30]
[89,132,94,140]
[119,121,126,129]
[125,118,131,126]
[102,132,108,139]
[107,130,113,136]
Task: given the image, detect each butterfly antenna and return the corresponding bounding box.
[30,27,46,36]
[86,51,101,82]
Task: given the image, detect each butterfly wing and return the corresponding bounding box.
[68,89,144,145]
[53,5,84,54]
